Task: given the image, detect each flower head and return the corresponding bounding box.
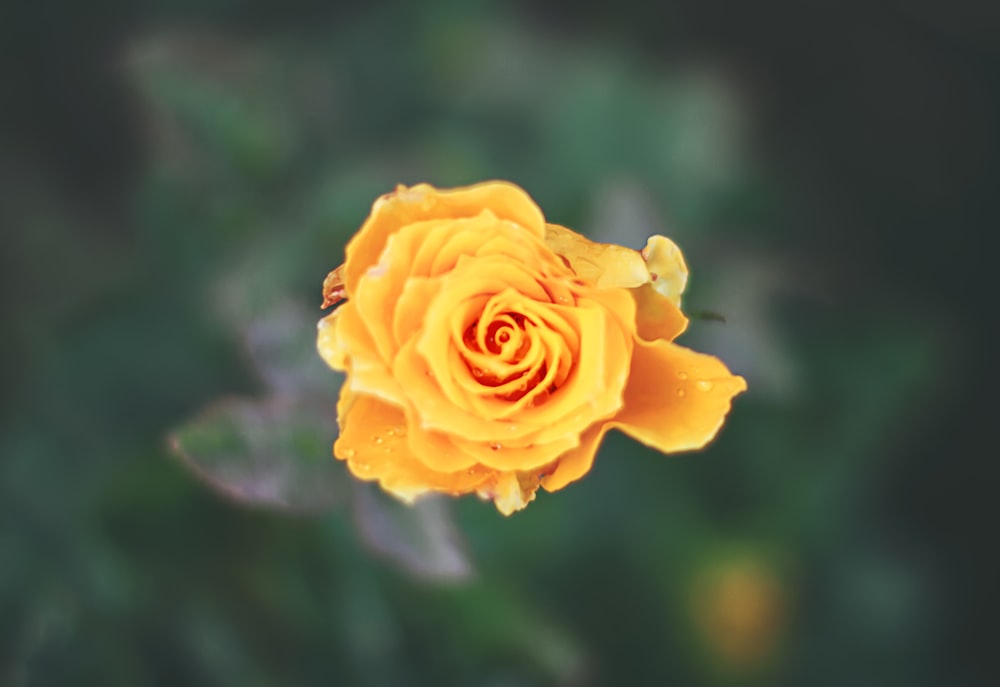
[317,181,745,514]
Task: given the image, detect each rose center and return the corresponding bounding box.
[462,314,557,404]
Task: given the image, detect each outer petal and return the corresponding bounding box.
[317,309,346,371]
[334,391,493,501]
[344,181,546,294]
[541,339,745,493]
[540,423,610,492]
[614,339,746,453]
[630,283,689,343]
[544,224,650,289]
[337,302,407,406]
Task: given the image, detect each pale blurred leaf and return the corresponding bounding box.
[243,301,342,403]
[352,485,474,582]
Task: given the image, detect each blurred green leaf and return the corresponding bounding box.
[169,396,342,513]
[127,33,299,182]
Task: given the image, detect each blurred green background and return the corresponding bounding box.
[2,1,997,685]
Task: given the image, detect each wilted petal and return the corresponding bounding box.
[544,223,650,289]
[478,470,543,516]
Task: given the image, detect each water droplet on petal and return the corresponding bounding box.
[677,371,689,380]
[343,448,356,458]
[394,426,407,437]
[356,462,371,472]
[676,388,686,397]
[696,380,714,392]
[373,436,384,445]
[490,443,502,451]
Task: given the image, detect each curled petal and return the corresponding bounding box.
[641,235,688,307]
[630,283,688,343]
[540,423,609,492]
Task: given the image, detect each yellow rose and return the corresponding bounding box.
[317,181,745,514]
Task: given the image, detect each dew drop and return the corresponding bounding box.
[373,436,384,445]
[343,448,356,458]
[386,428,396,437]
[355,462,371,473]
[676,388,686,397]
[696,380,714,392]
[490,443,502,451]
[677,371,689,380]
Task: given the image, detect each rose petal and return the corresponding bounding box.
[392,277,441,349]
[614,339,747,452]
[395,343,581,471]
[403,414,481,472]
[335,392,492,498]
[630,283,689,343]
[334,302,407,406]
[344,181,547,294]
[540,423,610,492]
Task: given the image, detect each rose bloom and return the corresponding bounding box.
[317,181,745,514]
